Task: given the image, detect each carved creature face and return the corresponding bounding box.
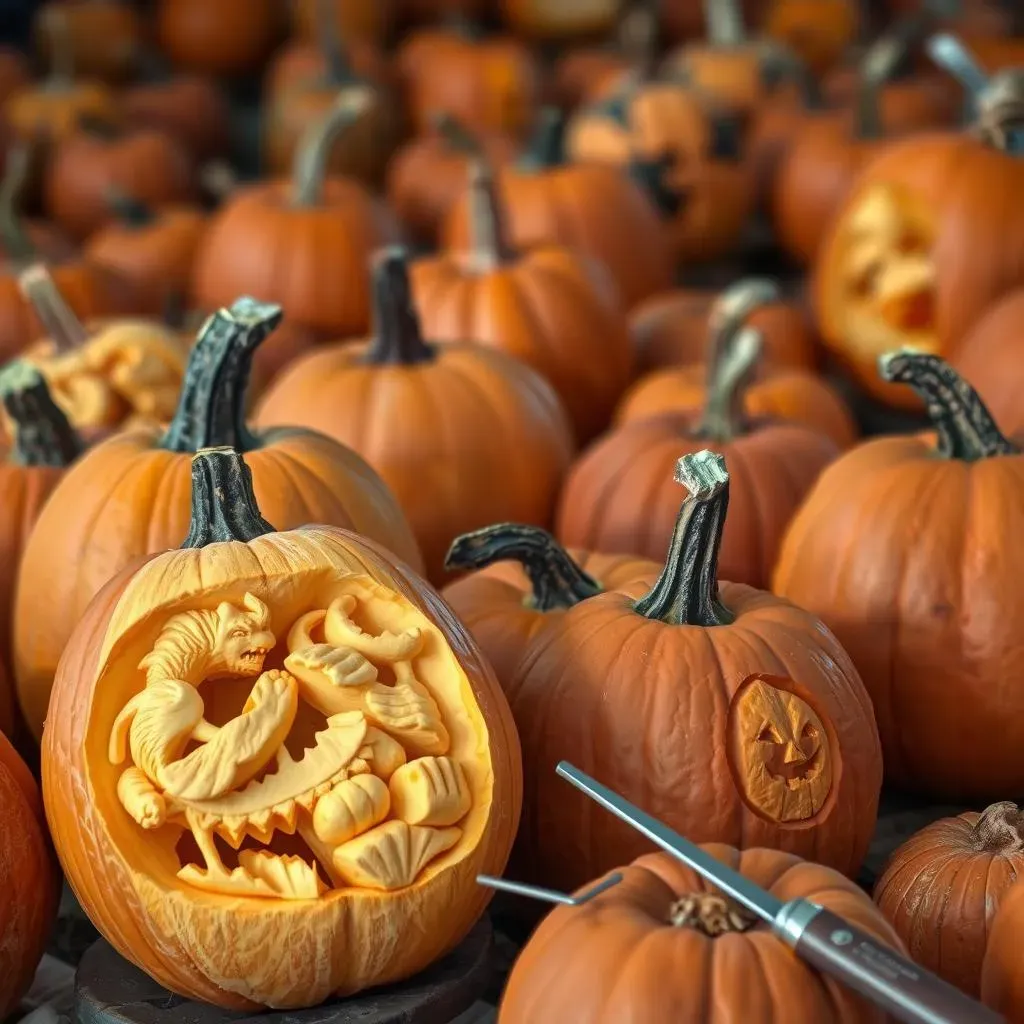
[212,593,275,678]
[728,676,833,823]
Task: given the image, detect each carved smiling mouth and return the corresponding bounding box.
[763,744,823,788]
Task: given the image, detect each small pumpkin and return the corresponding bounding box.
[191,95,400,385]
[15,297,424,742]
[34,0,144,84]
[630,277,818,376]
[873,801,1024,998]
[41,443,519,1007]
[256,247,574,583]
[498,0,619,42]
[762,0,859,77]
[290,0,393,47]
[412,157,634,444]
[442,107,674,310]
[444,449,882,891]
[122,75,231,163]
[773,351,1024,799]
[500,846,902,1024]
[556,326,839,588]
[0,728,59,1018]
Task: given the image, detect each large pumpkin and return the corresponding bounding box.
[981,880,1024,1020]
[42,444,520,1008]
[256,247,575,583]
[874,801,1024,998]
[556,325,839,588]
[500,847,902,1024]
[444,450,882,892]
[773,351,1024,798]
[14,297,424,742]
[411,157,633,443]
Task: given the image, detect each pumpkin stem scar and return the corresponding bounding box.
[363,248,436,366]
[161,296,283,454]
[17,263,89,353]
[633,450,735,627]
[316,0,360,87]
[0,359,82,467]
[466,157,514,273]
[968,801,1024,854]
[104,185,156,228]
[878,350,1019,461]
[669,892,757,935]
[516,107,564,172]
[0,141,36,267]
[444,524,601,611]
[696,325,762,442]
[182,446,277,547]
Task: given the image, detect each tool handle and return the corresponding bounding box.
[789,906,1004,1024]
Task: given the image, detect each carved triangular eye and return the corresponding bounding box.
[757,722,781,743]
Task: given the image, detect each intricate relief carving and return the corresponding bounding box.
[727,676,833,824]
[107,585,473,900]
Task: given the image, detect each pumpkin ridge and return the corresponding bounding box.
[0,360,81,467]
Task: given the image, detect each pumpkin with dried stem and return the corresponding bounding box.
[42,444,519,1007]
[444,450,881,895]
[774,352,1024,798]
[257,248,574,583]
[556,326,840,588]
[15,298,423,742]
[412,157,633,444]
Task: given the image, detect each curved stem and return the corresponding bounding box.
[445,524,601,610]
[363,248,434,366]
[0,142,36,266]
[703,0,744,46]
[466,157,513,273]
[317,0,357,86]
[878,350,1018,461]
[0,360,81,467]
[708,278,780,340]
[161,297,283,454]
[632,450,735,627]
[969,801,1024,854]
[926,33,990,98]
[431,112,480,154]
[291,90,373,207]
[40,4,75,89]
[105,185,155,228]
[182,447,276,548]
[18,264,88,353]
[516,107,565,172]
[696,327,762,442]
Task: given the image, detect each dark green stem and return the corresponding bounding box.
[317,0,359,86]
[445,524,601,610]
[878,350,1018,461]
[0,142,35,266]
[364,248,435,366]
[182,447,276,548]
[105,186,155,228]
[516,107,565,172]
[0,360,81,467]
[161,297,283,454]
[633,450,735,626]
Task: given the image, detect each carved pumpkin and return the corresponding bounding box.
[15,298,424,742]
[498,0,619,41]
[556,325,839,588]
[412,158,633,444]
[762,0,859,76]
[981,880,1024,1019]
[123,75,231,163]
[631,278,818,376]
[444,450,882,893]
[395,24,541,140]
[773,352,1024,798]
[191,96,400,385]
[41,444,519,1007]
[0,728,59,1017]
[442,107,673,310]
[873,801,1024,998]
[500,846,902,1024]
[256,248,574,583]
[34,0,144,84]
[290,0,393,46]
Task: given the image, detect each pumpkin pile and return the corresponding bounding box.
[1,0,1024,1020]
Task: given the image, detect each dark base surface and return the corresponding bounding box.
[73,918,493,1024]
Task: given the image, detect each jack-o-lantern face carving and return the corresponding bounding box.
[728,676,833,823]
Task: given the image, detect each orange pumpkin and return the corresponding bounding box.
[14,297,424,742]
[500,846,902,1024]
[762,0,859,76]
[442,107,673,310]
[412,157,633,444]
[34,0,144,84]
[122,75,231,163]
[0,728,59,1018]
[498,0,618,41]
[874,801,1024,998]
[444,450,882,892]
[256,247,575,583]
[773,351,1024,799]
[41,444,520,1007]
[981,881,1024,1020]
[556,325,839,588]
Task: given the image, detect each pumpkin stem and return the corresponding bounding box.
[17,264,89,353]
[878,350,1018,461]
[0,360,81,467]
[669,893,758,935]
[853,34,903,139]
[974,71,1024,154]
[431,112,481,154]
[517,107,565,171]
[445,524,601,610]
[969,801,1024,854]
[466,157,513,272]
[926,33,990,98]
[708,278,781,344]
[162,288,187,330]
[161,297,283,454]
[39,4,75,89]
[703,0,744,46]
[104,185,155,228]
[696,327,762,441]
[182,447,276,548]
[0,141,36,267]
[363,247,434,366]
[633,450,735,627]
[317,0,358,86]
[619,2,659,82]
[291,90,373,207]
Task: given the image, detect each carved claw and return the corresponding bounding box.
[324,595,424,662]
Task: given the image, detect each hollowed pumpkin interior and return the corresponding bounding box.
[87,571,490,903]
